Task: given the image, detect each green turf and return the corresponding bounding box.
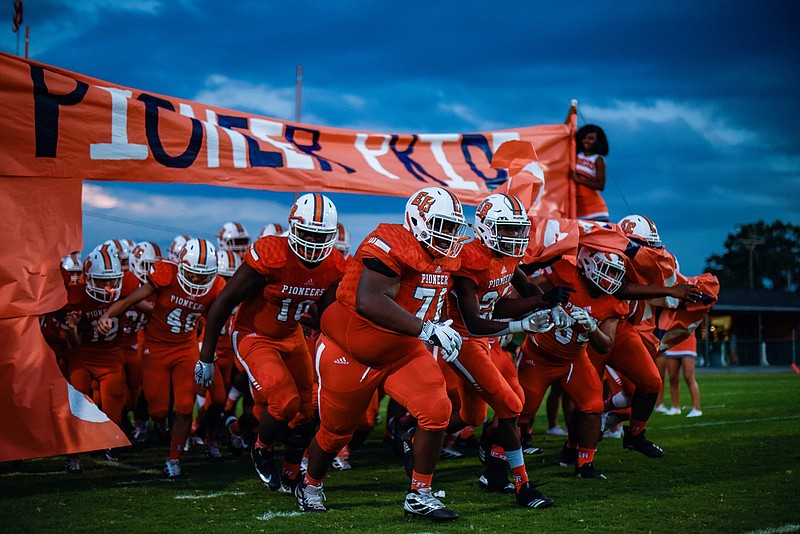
[1,372,798,533]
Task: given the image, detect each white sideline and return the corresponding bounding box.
[659,414,800,430]
[743,524,800,534]
[256,511,304,520]
[175,491,245,499]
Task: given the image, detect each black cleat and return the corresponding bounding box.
[403,489,458,521]
[295,482,327,513]
[251,447,282,490]
[575,462,607,479]
[65,458,83,475]
[516,481,554,508]
[478,469,515,494]
[401,427,415,478]
[622,427,664,458]
[558,444,578,467]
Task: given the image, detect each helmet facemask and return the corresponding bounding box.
[419,214,468,258]
[484,220,530,257]
[289,223,337,263]
[578,249,625,294]
[177,239,217,297]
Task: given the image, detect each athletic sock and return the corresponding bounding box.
[629,419,647,436]
[577,447,596,468]
[410,470,433,491]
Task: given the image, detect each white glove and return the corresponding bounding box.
[509,309,554,334]
[194,360,215,387]
[569,306,598,333]
[419,319,462,362]
[550,305,572,330]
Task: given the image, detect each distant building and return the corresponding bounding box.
[700,290,800,367]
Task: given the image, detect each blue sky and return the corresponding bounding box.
[4,1,799,274]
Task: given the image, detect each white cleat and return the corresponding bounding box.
[686,408,703,418]
[664,406,681,416]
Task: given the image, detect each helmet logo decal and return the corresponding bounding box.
[476,200,492,220]
[289,203,304,224]
[410,191,435,214]
[619,219,636,234]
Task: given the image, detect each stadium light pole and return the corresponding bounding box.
[738,238,764,290]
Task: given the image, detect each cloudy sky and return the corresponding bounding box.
[4,1,799,274]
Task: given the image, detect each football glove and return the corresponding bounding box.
[541,286,575,306]
[569,306,598,333]
[551,305,572,330]
[194,360,215,387]
[419,319,462,362]
[509,309,554,334]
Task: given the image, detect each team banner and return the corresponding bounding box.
[0,52,575,214]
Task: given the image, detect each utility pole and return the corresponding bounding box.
[738,238,764,290]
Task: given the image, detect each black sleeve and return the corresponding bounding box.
[362,257,399,278]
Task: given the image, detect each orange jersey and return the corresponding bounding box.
[336,224,460,331]
[65,283,132,357]
[447,240,520,336]
[575,152,609,219]
[529,259,628,363]
[234,235,346,339]
[144,260,225,346]
[119,271,151,347]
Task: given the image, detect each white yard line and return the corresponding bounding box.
[659,414,800,430]
[743,524,800,534]
[256,511,305,520]
[175,491,246,499]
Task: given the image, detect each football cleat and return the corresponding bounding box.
[226,420,245,457]
[163,459,182,479]
[204,442,223,463]
[516,481,554,509]
[101,448,120,462]
[686,408,703,418]
[622,427,664,458]
[65,458,83,475]
[520,433,543,455]
[478,469,515,494]
[403,489,459,521]
[439,446,463,460]
[558,444,579,467]
[575,462,606,479]
[278,472,301,494]
[252,447,282,490]
[331,455,352,471]
[295,482,327,513]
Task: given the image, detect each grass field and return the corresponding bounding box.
[1,371,798,533]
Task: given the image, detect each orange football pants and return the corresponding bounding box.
[233,326,314,426]
[313,333,450,455]
[68,348,127,426]
[517,338,604,424]
[588,321,662,394]
[141,339,199,419]
[447,337,524,425]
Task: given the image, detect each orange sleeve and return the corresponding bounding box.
[147,260,175,290]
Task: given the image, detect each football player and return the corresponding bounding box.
[118,241,160,444]
[63,244,138,471]
[217,221,251,258]
[447,193,571,507]
[295,186,467,520]
[98,238,224,478]
[196,194,346,493]
[517,247,629,479]
[168,234,191,263]
[592,215,702,457]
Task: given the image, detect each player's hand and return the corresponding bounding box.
[65,311,82,331]
[671,283,703,303]
[419,319,462,362]
[194,360,215,387]
[550,305,572,330]
[541,286,575,306]
[511,309,554,334]
[96,313,114,335]
[569,306,598,333]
